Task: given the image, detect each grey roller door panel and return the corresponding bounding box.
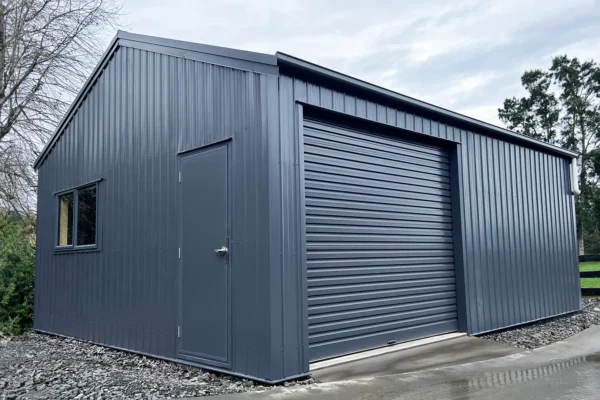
[304,120,458,361]
[308,284,457,307]
[303,149,450,178]
[307,181,451,204]
[304,158,451,186]
[305,190,452,210]
[306,203,453,222]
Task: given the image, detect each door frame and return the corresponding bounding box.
[176,140,233,369]
[297,103,469,364]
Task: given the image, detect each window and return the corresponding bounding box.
[56,183,98,250]
[77,186,97,245]
[58,193,74,246]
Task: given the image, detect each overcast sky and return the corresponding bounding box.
[117,0,600,126]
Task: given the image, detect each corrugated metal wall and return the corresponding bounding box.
[34,38,580,383]
[34,44,291,381]
[275,73,580,341]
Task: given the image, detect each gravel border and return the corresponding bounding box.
[0,333,314,399]
[481,298,600,349]
[3,300,598,398]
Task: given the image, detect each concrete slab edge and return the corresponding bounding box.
[310,332,466,371]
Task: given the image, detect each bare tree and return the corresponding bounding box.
[0,0,121,215]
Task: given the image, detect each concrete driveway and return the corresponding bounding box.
[207,326,600,400]
[312,334,522,382]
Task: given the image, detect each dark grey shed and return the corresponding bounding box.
[33,31,581,383]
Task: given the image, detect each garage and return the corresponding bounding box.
[303,120,459,361]
[34,32,581,383]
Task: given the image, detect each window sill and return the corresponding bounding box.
[54,245,100,255]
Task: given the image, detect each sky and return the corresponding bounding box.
[116,0,600,127]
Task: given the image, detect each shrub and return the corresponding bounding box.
[0,213,35,336]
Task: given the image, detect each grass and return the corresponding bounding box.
[581,278,600,288]
[580,262,600,295]
[579,262,600,272]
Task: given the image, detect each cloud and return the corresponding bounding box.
[117,0,600,126]
[440,72,498,100]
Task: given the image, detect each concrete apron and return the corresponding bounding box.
[310,332,466,372]
[311,333,522,382]
[206,326,600,400]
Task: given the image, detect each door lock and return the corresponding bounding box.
[214,237,229,264]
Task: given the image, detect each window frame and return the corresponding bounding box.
[54,180,102,254]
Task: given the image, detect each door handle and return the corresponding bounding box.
[214,237,229,264]
[214,246,228,255]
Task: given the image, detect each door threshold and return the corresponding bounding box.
[310,332,466,371]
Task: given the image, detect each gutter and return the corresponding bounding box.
[276,52,578,159]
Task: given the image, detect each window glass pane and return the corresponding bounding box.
[77,185,97,246]
[58,193,73,246]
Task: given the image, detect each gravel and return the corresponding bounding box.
[481,298,600,349]
[0,333,314,399]
[3,300,598,399]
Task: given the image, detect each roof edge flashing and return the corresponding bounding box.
[276,52,577,159]
[33,34,121,170]
[117,30,277,67]
[34,32,278,170]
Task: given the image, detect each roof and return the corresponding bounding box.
[276,52,578,159]
[34,31,576,169]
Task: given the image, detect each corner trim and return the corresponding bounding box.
[449,143,469,333]
[295,103,310,372]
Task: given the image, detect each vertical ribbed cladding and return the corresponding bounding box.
[34,40,581,382]
[35,46,179,358]
[278,74,580,337]
[34,44,277,380]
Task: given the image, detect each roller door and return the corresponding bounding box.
[304,120,458,361]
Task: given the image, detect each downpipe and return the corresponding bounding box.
[572,156,581,310]
[572,157,581,195]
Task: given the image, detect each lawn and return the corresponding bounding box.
[579,261,600,272]
[581,278,600,288]
[580,262,600,294]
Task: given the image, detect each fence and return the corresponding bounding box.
[579,255,600,262]
[579,255,600,296]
